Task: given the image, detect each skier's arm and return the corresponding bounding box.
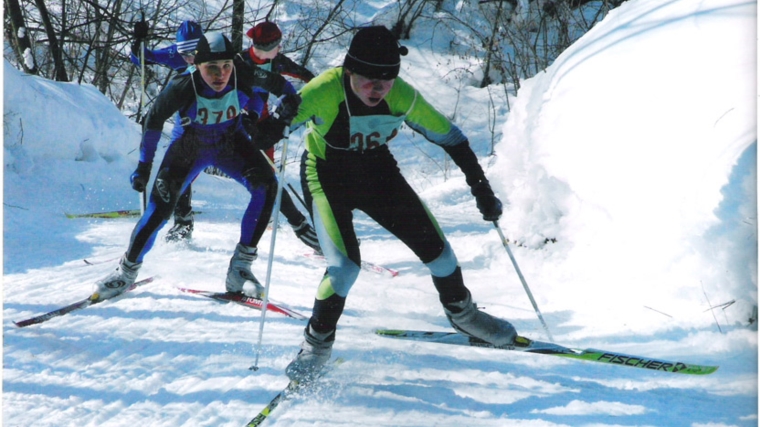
[139,76,193,164]
[235,55,296,97]
[275,54,316,82]
[131,45,187,72]
[442,139,502,221]
[395,79,502,221]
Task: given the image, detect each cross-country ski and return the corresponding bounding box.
[375,329,719,375]
[176,287,308,320]
[302,252,399,278]
[246,358,345,426]
[13,276,157,327]
[64,209,141,219]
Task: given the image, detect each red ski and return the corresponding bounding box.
[176,287,308,320]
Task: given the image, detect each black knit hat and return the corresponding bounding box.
[193,31,235,64]
[343,26,408,80]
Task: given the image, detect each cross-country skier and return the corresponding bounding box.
[277,26,518,381]
[130,19,203,242]
[238,21,321,254]
[95,32,301,301]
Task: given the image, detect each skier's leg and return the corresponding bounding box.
[299,150,315,220]
[217,139,278,297]
[166,185,194,242]
[286,151,362,380]
[95,138,202,299]
[362,166,518,346]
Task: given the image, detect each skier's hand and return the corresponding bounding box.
[472,181,503,221]
[273,93,301,124]
[253,115,288,151]
[241,111,260,139]
[133,20,149,40]
[130,161,152,192]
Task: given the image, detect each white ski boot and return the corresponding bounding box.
[225,243,265,298]
[443,291,517,346]
[285,324,335,382]
[94,255,141,301]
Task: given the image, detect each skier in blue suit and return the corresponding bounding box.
[96,32,301,301]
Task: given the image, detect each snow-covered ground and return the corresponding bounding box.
[3,0,757,425]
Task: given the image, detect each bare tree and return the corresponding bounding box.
[33,0,68,81]
[297,0,349,67]
[231,0,244,51]
[5,0,38,74]
[480,0,506,87]
[2,0,623,130]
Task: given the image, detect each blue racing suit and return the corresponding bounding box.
[124,62,292,263]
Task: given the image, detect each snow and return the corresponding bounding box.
[3,0,757,425]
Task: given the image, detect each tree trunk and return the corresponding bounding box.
[5,0,39,74]
[480,0,505,88]
[33,0,68,81]
[231,0,244,52]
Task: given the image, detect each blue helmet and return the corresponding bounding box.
[176,21,203,54]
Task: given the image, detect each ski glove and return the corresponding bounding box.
[133,21,149,40]
[472,181,503,221]
[241,111,260,139]
[254,115,289,151]
[273,93,302,124]
[130,161,152,192]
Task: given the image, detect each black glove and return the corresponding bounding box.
[241,111,260,139]
[130,161,152,192]
[274,93,301,123]
[471,181,502,221]
[254,115,289,151]
[133,20,149,39]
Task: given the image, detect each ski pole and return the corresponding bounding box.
[250,113,291,371]
[138,12,147,214]
[493,220,554,342]
[137,11,146,122]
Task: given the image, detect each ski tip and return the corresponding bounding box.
[515,335,532,347]
[688,365,719,375]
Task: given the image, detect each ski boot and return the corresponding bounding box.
[94,255,141,301]
[225,243,265,298]
[166,213,194,242]
[285,324,335,382]
[443,290,517,346]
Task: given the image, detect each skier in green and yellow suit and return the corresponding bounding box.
[278,26,519,381]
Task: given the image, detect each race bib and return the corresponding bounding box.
[194,90,241,125]
[348,114,405,151]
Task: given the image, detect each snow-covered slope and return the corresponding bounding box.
[3,0,756,425]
